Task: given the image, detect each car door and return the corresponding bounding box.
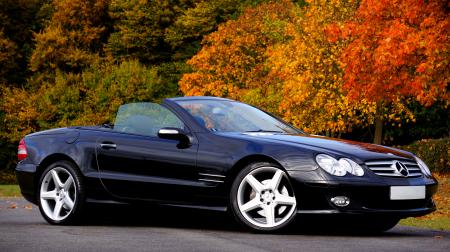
[95,102,198,202]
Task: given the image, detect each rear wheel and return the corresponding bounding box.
[230,162,297,232]
[38,160,85,224]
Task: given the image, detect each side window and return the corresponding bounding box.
[113,103,184,137]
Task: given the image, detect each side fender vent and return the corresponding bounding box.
[198,173,226,183]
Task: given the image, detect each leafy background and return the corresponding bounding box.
[0,0,448,177]
[0,0,448,230]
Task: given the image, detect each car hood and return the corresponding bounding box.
[222,132,414,162]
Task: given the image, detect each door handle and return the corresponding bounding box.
[100,143,117,149]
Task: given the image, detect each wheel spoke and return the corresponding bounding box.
[51,170,64,188]
[264,204,276,226]
[269,170,283,191]
[275,192,296,206]
[41,190,57,200]
[63,176,73,191]
[246,175,263,193]
[240,197,261,212]
[63,195,74,210]
[237,166,296,229]
[53,200,64,219]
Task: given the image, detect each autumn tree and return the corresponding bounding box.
[0,0,53,173]
[339,0,450,144]
[0,31,18,84]
[165,0,244,61]
[30,0,111,79]
[267,0,370,135]
[1,60,170,142]
[107,0,266,64]
[106,0,187,64]
[181,0,376,134]
[0,0,50,85]
[107,0,255,98]
[180,0,298,112]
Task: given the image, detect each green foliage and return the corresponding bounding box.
[0,30,18,83]
[107,0,190,64]
[398,138,449,174]
[165,0,243,61]
[384,101,449,145]
[107,0,256,63]
[156,61,190,96]
[0,0,50,85]
[29,0,110,76]
[1,60,176,142]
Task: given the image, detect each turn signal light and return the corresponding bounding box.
[18,138,28,161]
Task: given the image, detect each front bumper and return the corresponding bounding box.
[288,170,438,218]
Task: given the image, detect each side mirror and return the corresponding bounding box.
[158,127,190,143]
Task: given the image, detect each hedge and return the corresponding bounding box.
[397,138,449,174]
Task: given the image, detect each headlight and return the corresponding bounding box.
[415,156,432,176]
[315,154,364,177]
[339,158,365,176]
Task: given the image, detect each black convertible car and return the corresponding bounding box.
[16,96,437,232]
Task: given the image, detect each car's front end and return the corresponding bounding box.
[229,132,439,220]
[288,154,437,219]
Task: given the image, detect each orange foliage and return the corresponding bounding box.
[182,0,448,135]
[180,0,297,113]
[181,0,378,134]
[340,0,449,107]
[268,0,372,133]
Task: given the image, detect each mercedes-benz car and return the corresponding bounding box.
[16,96,437,232]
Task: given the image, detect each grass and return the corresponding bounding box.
[0,184,21,197]
[0,175,448,230]
[400,173,450,231]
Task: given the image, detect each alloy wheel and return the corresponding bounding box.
[236,166,296,229]
[40,167,77,221]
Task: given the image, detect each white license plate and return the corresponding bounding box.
[390,186,425,200]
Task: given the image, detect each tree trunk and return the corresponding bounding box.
[374,117,383,144]
[373,108,383,144]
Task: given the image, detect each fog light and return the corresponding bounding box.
[331,196,350,207]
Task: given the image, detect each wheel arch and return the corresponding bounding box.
[225,154,286,190]
[35,153,80,192]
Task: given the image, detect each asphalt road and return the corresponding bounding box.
[0,198,449,252]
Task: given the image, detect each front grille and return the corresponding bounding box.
[365,160,422,178]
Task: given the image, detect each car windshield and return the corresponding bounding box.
[176,99,301,134]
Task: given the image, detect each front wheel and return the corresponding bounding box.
[38,160,85,224]
[230,162,297,232]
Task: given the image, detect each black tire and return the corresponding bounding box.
[37,160,86,225]
[230,162,297,232]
